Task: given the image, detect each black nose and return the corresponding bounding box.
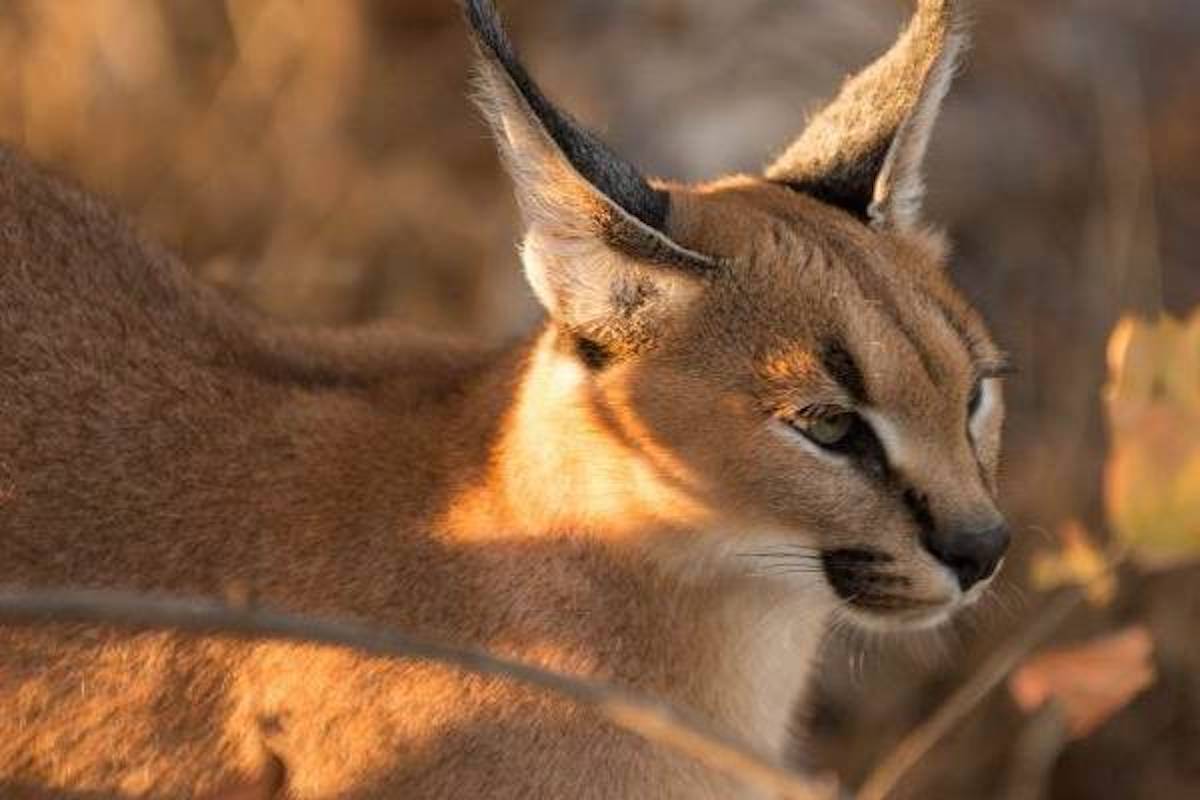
[921,521,1010,590]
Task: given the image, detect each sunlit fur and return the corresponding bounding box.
[1,1,1005,798]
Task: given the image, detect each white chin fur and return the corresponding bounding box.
[844,602,957,634]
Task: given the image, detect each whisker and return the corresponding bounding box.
[734,547,822,558]
[992,580,1028,624]
[748,542,822,550]
[748,567,827,577]
[907,625,952,669]
[750,564,827,572]
[1024,524,1055,546]
[735,552,823,560]
[959,602,986,635]
[975,589,1007,626]
[999,579,1030,611]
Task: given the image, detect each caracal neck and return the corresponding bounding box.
[433,326,833,756]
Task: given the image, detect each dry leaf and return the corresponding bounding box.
[1009,627,1156,740]
[1030,519,1117,606]
[1104,310,1200,568]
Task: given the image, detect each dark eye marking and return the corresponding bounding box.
[819,341,868,405]
[788,410,890,480]
[902,488,935,535]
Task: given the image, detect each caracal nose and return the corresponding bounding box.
[921,519,1010,591]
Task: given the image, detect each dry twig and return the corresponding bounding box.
[856,590,1084,800]
[0,587,829,800]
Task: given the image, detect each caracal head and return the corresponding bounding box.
[466,0,1008,630]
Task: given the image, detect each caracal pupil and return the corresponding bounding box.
[1,0,1007,797]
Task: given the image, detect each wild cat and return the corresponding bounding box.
[0,0,1008,797]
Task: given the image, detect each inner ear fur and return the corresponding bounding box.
[463,0,712,348]
[766,0,969,231]
[522,227,705,361]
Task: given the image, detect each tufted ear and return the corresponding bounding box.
[464,0,712,356]
[765,0,969,231]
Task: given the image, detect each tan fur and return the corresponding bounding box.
[0,1,1005,797]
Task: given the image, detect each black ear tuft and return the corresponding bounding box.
[462,0,668,231]
[462,0,712,345]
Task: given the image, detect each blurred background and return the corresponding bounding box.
[1,1,1196,797]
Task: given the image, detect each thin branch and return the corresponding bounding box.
[858,534,1136,800]
[856,589,1085,800]
[1002,702,1068,800]
[0,587,829,800]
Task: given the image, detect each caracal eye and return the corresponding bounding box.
[799,412,855,448]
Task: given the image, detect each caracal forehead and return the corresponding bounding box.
[667,177,1003,416]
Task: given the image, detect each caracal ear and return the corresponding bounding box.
[463,0,713,355]
[765,0,969,231]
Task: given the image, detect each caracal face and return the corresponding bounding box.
[468,0,1009,631]
[563,179,1009,630]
